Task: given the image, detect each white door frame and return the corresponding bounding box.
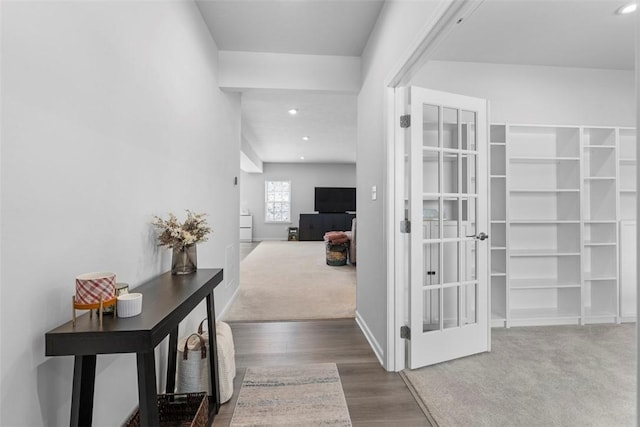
[384,0,485,372]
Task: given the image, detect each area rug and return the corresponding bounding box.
[230,363,352,427]
[224,241,356,321]
[401,324,636,427]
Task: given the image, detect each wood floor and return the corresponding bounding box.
[212,319,430,426]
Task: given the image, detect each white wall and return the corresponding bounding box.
[1,1,241,425]
[412,61,635,126]
[241,135,263,173]
[240,163,356,240]
[357,1,445,366]
[218,51,361,93]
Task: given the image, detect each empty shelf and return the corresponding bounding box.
[510,188,579,193]
[510,249,580,257]
[510,220,580,224]
[584,241,616,246]
[619,158,637,164]
[584,274,617,281]
[510,156,580,163]
[510,279,581,289]
[510,307,580,320]
[583,308,617,318]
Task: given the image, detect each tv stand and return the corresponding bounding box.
[299,213,355,241]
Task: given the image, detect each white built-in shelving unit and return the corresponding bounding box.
[582,127,618,323]
[489,125,508,326]
[618,128,637,321]
[619,128,637,221]
[490,124,636,327]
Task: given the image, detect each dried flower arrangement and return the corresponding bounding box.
[152,210,212,251]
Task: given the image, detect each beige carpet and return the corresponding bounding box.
[224,241,356,321]
[402,324,636,427]
[230,363,352,426]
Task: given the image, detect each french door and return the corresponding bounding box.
[403,87,489,369]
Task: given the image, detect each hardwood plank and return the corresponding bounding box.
[352,419,431,427]
[213,320,430,426]
[212,369,245,426]
[345,396,430,424]
[338,362,429,425]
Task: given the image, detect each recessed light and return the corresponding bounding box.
[617,2,637,14]
[300,156,305,160]
[288,108,298,115]
[302,136,310,141]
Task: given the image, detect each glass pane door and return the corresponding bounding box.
[422,104,478,333]
[408,86,488,369]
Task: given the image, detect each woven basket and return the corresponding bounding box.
[326,243,348,266]
[123,392,208,427]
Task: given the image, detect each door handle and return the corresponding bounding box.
[466,232,489,241]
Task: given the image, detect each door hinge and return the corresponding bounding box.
[401,325,411,340]
[400,114,411,128]
[400,220,411,233]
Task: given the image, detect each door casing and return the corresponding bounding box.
[383,0,486,372]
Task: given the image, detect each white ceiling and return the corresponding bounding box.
[198,0,635,166]
[241,91,357,163]
[432,0,635,70]
[197,0,383,166]
[197,0,385,56]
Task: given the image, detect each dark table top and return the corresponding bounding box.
[45,269,223,357]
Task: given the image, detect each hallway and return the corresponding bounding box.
[213,319,429,426]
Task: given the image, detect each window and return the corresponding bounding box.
[265,180,291,222]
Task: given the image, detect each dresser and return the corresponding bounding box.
[239,214,253,242]
[299,213,355,241]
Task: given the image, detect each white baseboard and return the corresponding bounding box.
[251,237,287,242]
[355,310,384,367]
[217,286,240,321]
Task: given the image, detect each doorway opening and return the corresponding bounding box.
[226,90,358,323]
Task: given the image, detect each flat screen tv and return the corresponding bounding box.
[314,187,356,213]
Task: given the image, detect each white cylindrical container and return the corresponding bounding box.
[117,293,143,318]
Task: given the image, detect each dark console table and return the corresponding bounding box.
[45,268,224,427]
[299,213,356,241]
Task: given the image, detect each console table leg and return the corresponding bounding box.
[136,351,159,427]
[166,327,178,393]
[70,355,96,427]
[206,292,220,414]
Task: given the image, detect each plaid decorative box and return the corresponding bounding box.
[75,272,116,305]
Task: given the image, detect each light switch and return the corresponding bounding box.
[371,185,377,201]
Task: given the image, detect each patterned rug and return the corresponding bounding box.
[230,363,352,426]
